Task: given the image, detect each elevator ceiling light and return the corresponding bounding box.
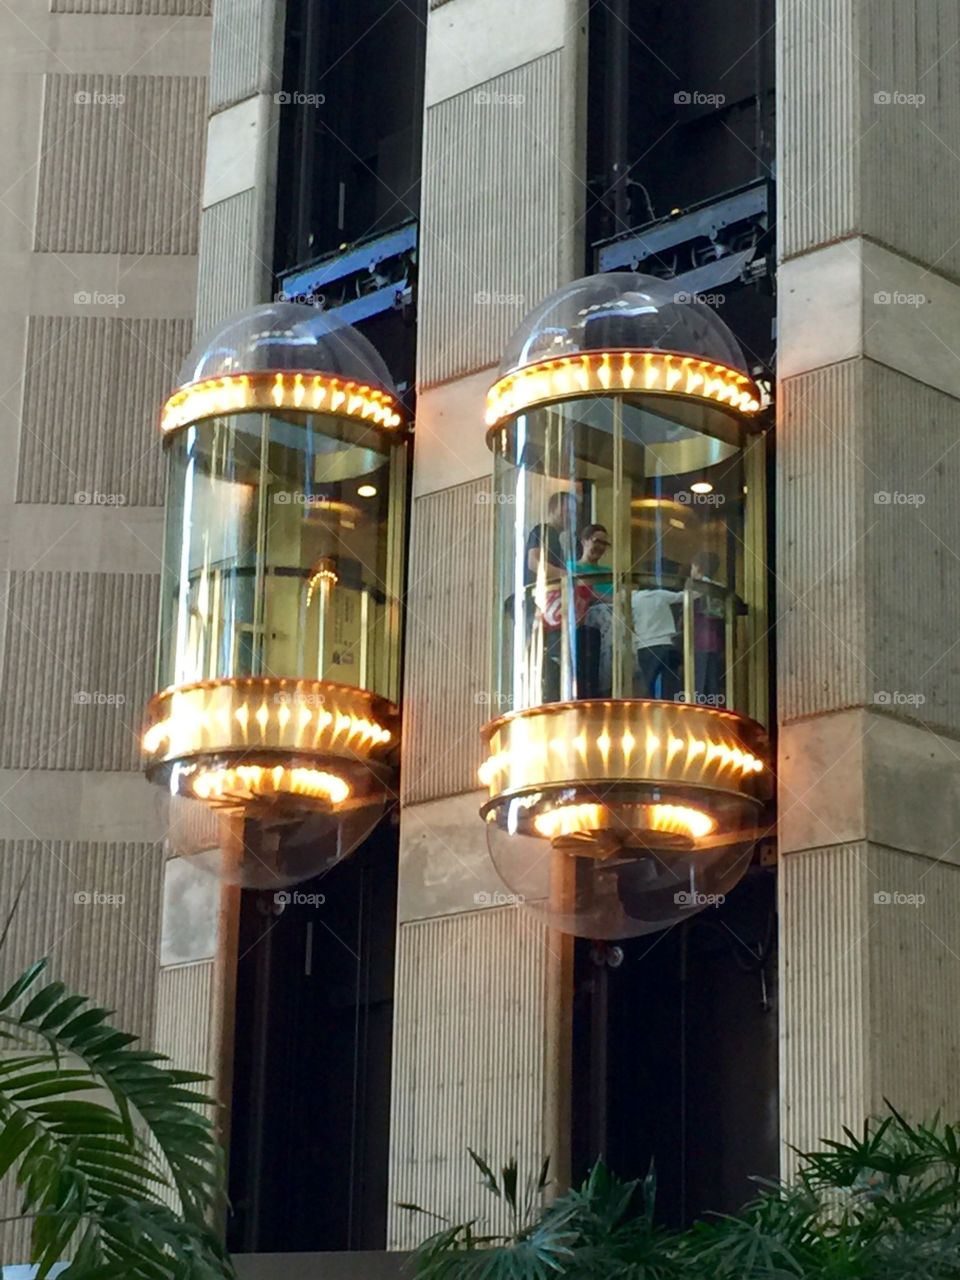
[357,484,378,498]
[690,480,714,494]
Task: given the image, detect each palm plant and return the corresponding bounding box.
[407,1111,960,1279]
[403,1151,680,1280]
[0,957,233,1279]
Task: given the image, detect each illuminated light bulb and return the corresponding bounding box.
[271,373,284,407]
[573,732,588,759]
[621,729,635,761]
[234,376,249,409]
[272,765,284,789]
[234,704,249,732]
[597,354,612,389]
[687,738,705,763]
[331,386,346,411]
[621,353,635,388]
[553,364,571,395]
[277,702,291,732]
[597,732,611,765]
[576,357,590,391]
[690,481,713,495]
[255,703,269,733]
[347,394,362,414]
[666,735,684,769]
[645,731,660,758]
[665,358,682,391]
[534,803,604,839]
[142,722,167,754]
[686,367,704,394]
[646,803,715,841]
[478,759,493,786]
[357,484,378,499]
[293,374,305,407]
[644,354,658,389]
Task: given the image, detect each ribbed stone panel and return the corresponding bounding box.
[388,907,548,1249]
[401,478,492,806]
[0,838,163,1261]
[17,315,188,507]
[781,843,960,1170]
[0,839,163,1037]
[869,846,960,1124]
[418,52,567,387]
[154,960,216,1077]
[196,190,265,332]
[779,844,869,1165]
[779,359,960,731]
[51,0,208,12]
[34,75,205,255]
[860,1,960,279]
[209,0,281,111]
[777,0,859,260]
[0,571,158,772]
[777,360,868,721]
[862,363,960,735]
[779,0,960,273]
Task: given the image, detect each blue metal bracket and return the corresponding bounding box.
[278,221,417,323]
[594,180,772,295]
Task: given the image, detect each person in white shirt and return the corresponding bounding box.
[631,583,685,700]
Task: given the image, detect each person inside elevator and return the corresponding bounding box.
[525,490,579,702]
[575,523,614,696]
[631,570,686,701]
[524,489,578,583]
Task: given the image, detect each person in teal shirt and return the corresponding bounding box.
[575,523,613,693]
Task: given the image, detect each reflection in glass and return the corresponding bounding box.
[159,406,403,704]
[490,393,764,722]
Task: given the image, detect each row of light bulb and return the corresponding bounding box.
[486,350,762,428]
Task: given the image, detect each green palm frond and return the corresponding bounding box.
[0,957,233,1280]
